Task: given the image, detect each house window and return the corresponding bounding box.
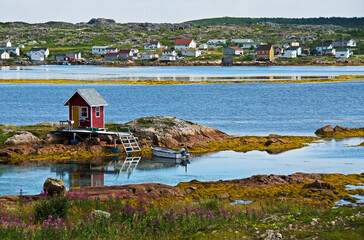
[81,107,88,118]
[96,107,100,117]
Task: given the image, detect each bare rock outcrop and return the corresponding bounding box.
[127,116,229,148]
[315,125,355,137]
[4,131,41,145]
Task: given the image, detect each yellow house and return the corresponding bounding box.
[256,44,274,61]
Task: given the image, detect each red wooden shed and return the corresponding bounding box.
[63,88,108,129]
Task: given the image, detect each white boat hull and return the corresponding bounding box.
[151,146,189,159]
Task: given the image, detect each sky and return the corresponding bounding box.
[1,0,363,24]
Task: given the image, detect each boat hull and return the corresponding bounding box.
[151,147,188,159]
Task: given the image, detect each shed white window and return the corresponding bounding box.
[96,107,100,117]
[81,107,88,118]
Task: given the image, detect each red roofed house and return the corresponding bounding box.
[223,47,244,55]
[174,39,196,50]
[104,52,119,61]
[64,89,108,129]
[118,49,133,60]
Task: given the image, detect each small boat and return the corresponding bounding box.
[151,146,190,159]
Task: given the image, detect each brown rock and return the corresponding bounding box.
[43,178,66,196]
[99,134,113,144]
[303,180,334,189]
[334,126,350,132]
[315,125,334,136]
[268,134,281,138]
[265,138,292,146]
[45,133,67,144]
[87,137,101,145]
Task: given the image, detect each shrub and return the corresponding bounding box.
[33,195,70,222]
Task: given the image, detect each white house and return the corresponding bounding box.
[0,47,20,56]
[66,52,82,60]
[231,39,253,45]
[30,47,49,58]
[206,39,226,47]
[223,47,244,55]
[0,40,11,48]
[29,51,45,61]
[181,49,202,57]
[141,52,159,61]
[231,39,263,49]
[92,46,109,55]
[281,49,297,58]
[161,50,176,61]
[335,48,353,58]
[199,44,208,50]
[0,50,10,59]
[144,41,162,50]
[287,47,301,56]
[316,44,333,56]
[332,39,356,48]
[174,39,196,50]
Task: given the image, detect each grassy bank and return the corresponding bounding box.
[0,173,363,239]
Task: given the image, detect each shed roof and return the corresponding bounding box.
[119,49,132,54]
[174,39,193,45]
[257,44,272,51]
[64,88,108,107]
[229,47,243,50]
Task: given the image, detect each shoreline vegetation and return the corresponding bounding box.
[1,75,364,85]
[0,172,363,239]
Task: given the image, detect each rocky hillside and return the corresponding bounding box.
[1,18,362,56]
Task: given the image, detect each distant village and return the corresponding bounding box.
[0,37,358,64]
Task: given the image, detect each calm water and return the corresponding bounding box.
[0,138,363,196]
[0,82,364,135]
[0,66,363,196]
[0,65,363,81]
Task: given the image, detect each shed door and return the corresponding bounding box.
[72,106,79,128]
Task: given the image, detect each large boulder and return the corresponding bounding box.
[4,131,41,145]
[43,178,66,196]
[315,125,334,136]
[127,116,229,148]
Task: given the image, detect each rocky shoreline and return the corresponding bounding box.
[0,118,363,163]
[0,172,361,207]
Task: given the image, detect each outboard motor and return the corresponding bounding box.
[180,148,190,158]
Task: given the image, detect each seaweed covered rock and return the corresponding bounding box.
[127,116,229,148]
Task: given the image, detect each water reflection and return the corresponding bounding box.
[50,155,191,188]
